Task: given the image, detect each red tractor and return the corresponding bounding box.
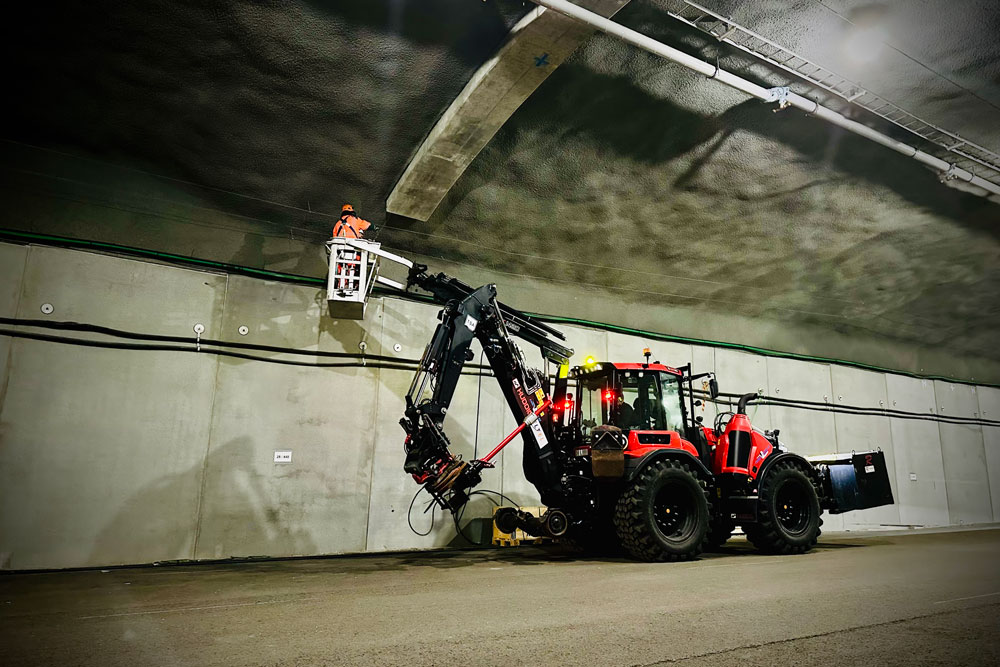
[400,270,894,561]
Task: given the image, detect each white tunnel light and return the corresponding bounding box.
[844,24,887,65]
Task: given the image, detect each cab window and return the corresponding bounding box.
[660,374,685,432]
[617,370,667,431]
[579,377,608,440]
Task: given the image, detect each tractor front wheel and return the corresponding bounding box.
[614,459,710,562]
[745,460,822,554]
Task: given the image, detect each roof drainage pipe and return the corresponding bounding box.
[531,0,1000,200]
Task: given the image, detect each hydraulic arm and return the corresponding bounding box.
[400,265,573,511]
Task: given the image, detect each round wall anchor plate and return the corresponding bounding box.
[40,303,54,314]
[193,323,205,334]
[358,341,368,351]
[393,343,402,353]
[238,326,249,336]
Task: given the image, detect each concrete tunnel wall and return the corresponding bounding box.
[0,240,997,570]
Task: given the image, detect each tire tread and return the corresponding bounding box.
[613,459,711,562]
[745,460,823,555]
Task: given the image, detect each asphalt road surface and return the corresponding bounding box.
[2,529,999,666]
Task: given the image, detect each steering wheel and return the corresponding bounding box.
[714,410,734,437]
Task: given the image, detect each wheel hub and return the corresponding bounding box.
[775,479,810,535]
[653,482,696,541]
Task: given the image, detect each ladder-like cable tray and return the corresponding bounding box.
[663,0,1000,187]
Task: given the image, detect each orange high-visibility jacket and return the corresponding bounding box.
[333,214,371,239]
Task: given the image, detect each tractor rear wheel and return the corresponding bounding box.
[745,460,822,554]
[614,459,710,562]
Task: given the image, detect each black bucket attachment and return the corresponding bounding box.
[811,450,894,514]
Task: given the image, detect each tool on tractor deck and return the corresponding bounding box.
[398,268,895,561]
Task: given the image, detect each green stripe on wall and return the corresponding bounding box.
[1,227,994,389]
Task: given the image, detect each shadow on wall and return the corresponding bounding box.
[90,436,318,566]
[318,289,375,351]
[229,232,329,279]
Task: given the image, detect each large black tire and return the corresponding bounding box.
[745,460,823,554]
[705,516,735,550]
[613,459,711,562]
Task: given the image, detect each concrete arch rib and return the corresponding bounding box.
[386,1,631,221]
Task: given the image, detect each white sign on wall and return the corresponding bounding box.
[274,451,292,463]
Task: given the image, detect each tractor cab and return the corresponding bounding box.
[570,362,685,436]
[552,356,722,470]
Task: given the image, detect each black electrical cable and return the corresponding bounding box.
[405,486,517,543]
[450,488,513,546]
[4,227,996,390]
[452,501,477,545]
[750,400,1000,428]
[0,317,387,359]
[470,492,499,507]
[693,389,1000,428]
[451,489,522,544]
[0,328,422,371]
[0,321,499,377]
[0,316,501,370]
[406,486,437,537]
[754,393,1000,425]
[740,395,1000,427]
[470,489,519,508]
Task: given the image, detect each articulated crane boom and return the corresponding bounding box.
[401,264,573,518]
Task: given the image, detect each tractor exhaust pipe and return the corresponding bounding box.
[736,392,757,415]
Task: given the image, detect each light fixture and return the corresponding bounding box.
[844,23,887,65]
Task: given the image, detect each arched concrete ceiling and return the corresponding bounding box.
[1,1,998,371]
[1,0,530,222]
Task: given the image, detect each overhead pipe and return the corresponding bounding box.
[531,0,1000,200]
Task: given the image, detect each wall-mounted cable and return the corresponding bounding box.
[697,390,1000,428]
[2,228,996,388]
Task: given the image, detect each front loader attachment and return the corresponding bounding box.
[809,450,894,514]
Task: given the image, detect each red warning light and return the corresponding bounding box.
[604,391,613,401]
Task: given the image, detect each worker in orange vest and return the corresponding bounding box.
[333,204,371,239]
[331,204,372,292]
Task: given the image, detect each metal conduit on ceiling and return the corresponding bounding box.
[531,0,1000,201]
